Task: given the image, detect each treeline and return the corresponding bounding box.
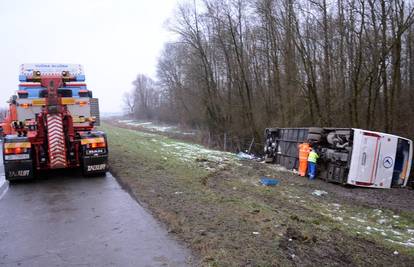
[125,0,414,144]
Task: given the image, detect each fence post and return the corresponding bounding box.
[248,138,254,154]
[224,133,227,151]
[208,132,211,148]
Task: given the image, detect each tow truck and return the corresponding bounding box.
[1,64,108,181]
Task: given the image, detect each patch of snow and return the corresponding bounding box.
[118,120,198,136]
[312,190,328,196]
[237,152,256,160]
[372,227,384,232]
[390,230,402,236]
[127,121,152,126]
[386,239,414,248]
[350,217,366,223]
[118,119,134,123]
[374,209,383,214]
[378,219,387,224]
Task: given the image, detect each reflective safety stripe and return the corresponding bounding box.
[47,114,67,169]
[4,142,31,149]
[299,143,311,160]
[81,137,105,145]
[308,151,319,163]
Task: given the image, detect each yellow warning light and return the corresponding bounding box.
[32,99,46,106]
[61,98,75,105]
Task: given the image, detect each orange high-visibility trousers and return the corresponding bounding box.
[298,143,311,176]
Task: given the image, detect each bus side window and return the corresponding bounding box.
[392,139,410,186]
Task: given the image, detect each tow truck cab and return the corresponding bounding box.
[2,64,107,181]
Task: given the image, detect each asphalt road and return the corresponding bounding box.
[0,157,192,266]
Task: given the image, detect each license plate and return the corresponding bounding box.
[5,154,30,160]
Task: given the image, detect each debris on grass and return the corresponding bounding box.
[312,190,328,196]
[237,152,256,160]
[260,177,280,186]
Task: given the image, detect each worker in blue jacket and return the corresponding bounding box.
[307,148,319,180]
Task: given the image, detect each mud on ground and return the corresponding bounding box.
[103,121,414,266]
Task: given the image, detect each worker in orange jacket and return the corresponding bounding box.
[298,142,311,176]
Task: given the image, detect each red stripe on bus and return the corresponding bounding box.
[355,181,374,186]
[369,137,380,184]
[364,132,381,138]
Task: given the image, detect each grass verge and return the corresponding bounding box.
[102,122,414,266]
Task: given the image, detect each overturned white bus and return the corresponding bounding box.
[264,128,413,189]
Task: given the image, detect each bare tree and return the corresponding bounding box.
[149,0,414,146]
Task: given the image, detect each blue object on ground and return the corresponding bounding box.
[260,177,280,186]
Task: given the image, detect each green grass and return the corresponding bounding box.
[101,122,414,265]
[102,122,210,179]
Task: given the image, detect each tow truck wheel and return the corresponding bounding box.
[82,170,106,177]
[5,173,15,183]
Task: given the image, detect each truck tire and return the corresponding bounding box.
[82,170,106,177]
[307,133,321,142]
[308,127,323,134]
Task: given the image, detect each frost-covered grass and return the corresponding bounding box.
[118,119,197,135]
[304,191,414,253]
[156,137,237,165]
[110,121,414,252]
[256,178,414,254]
[104,121,414,264]
[103,122,237,178]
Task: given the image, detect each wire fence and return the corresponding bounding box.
[199,132,264,155]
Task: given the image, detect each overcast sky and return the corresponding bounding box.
[0,0,179,113]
